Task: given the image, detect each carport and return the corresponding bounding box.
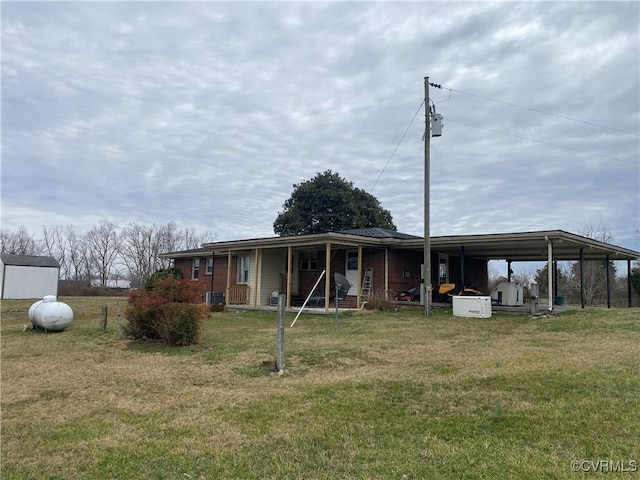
[417,230,639,309]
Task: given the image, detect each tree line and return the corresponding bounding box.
[0,220,214,289]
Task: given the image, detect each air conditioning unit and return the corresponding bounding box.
[452,296,492,318]
[206,291,225,305]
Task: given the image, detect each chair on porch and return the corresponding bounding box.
[308,286,325,307]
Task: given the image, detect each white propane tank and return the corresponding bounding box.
[28,296,74,332]
[28,301,43,323]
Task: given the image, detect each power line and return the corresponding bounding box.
[370,83,637,194]
[446,118,638,166]
[443,87,640,137]
[370,100,424,193]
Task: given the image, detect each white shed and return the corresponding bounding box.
[0,254,60,299]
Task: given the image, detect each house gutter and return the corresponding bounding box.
[545,236,553,312]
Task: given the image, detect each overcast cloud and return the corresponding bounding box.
[2,1,639,253]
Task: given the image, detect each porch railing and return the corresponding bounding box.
[228,285,249,305]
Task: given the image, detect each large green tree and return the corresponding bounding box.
[273,170,396,236]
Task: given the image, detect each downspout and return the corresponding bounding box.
[384,248,389,299]
[545,236,553,312]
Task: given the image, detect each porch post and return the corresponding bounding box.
[580,248,585,308]
[553,260,558,300]
[254,248,260,307]
[628,260,632,308]
[460,246,465,287]
[546,237,553,311]
[286,246,292,309]
[357,245,362,308]
[605,254,611,309]
[324,243,331,312]
[226,250,232,305]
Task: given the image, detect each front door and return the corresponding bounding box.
[345,250,358,296]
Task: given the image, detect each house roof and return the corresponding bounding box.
[417,230,639,262]
[339,227,422,240]
[1,254,60,268]
[160,229,639,263]
[157,247,210,259]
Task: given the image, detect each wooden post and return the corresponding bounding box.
[100,306,108,331]
[324,242,331,312]
[286,246,292,309]
[226,250,232,306]
[277,294,286,373]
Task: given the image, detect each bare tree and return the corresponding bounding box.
[3,220,215,290]
[120,222,216,287]
[158,221,183,266]
[487,262,507,293]
[566,260,616,305]
[42,226,66,278]
[65,226,91,282]
[181,226,215,250]
[120,222,161,288]
[0,226,43,255]
[534,262,571,297]
[565,225,617,305]
[85,219,121,287]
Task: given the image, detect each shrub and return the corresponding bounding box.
[143,267,183,291]
[125,277,208,346]
[150,302,206,346]
[364,291,396,311]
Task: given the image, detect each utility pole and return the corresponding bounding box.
[424,77,431,316]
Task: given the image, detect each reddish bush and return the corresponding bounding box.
[125,277,208,346]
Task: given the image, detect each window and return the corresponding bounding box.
[237,255,249,284]
[192,259,200,279]
[347,252,358,271]
[299,251,318,271]
[438,255,448,284]
[206,257,213,275]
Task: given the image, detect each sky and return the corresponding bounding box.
[2,1,639,256]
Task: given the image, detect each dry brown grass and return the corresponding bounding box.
[2,298,639,479]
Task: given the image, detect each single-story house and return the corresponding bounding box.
[0,254,60,300]
[160,228,640,311]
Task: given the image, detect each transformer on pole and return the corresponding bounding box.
[423,77,444,315]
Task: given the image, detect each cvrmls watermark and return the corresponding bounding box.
[571,460,637,473]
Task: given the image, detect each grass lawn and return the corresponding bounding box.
[1,297,639,479]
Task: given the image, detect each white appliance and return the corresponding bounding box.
[452,296,492,318]
[491,281,523,306]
